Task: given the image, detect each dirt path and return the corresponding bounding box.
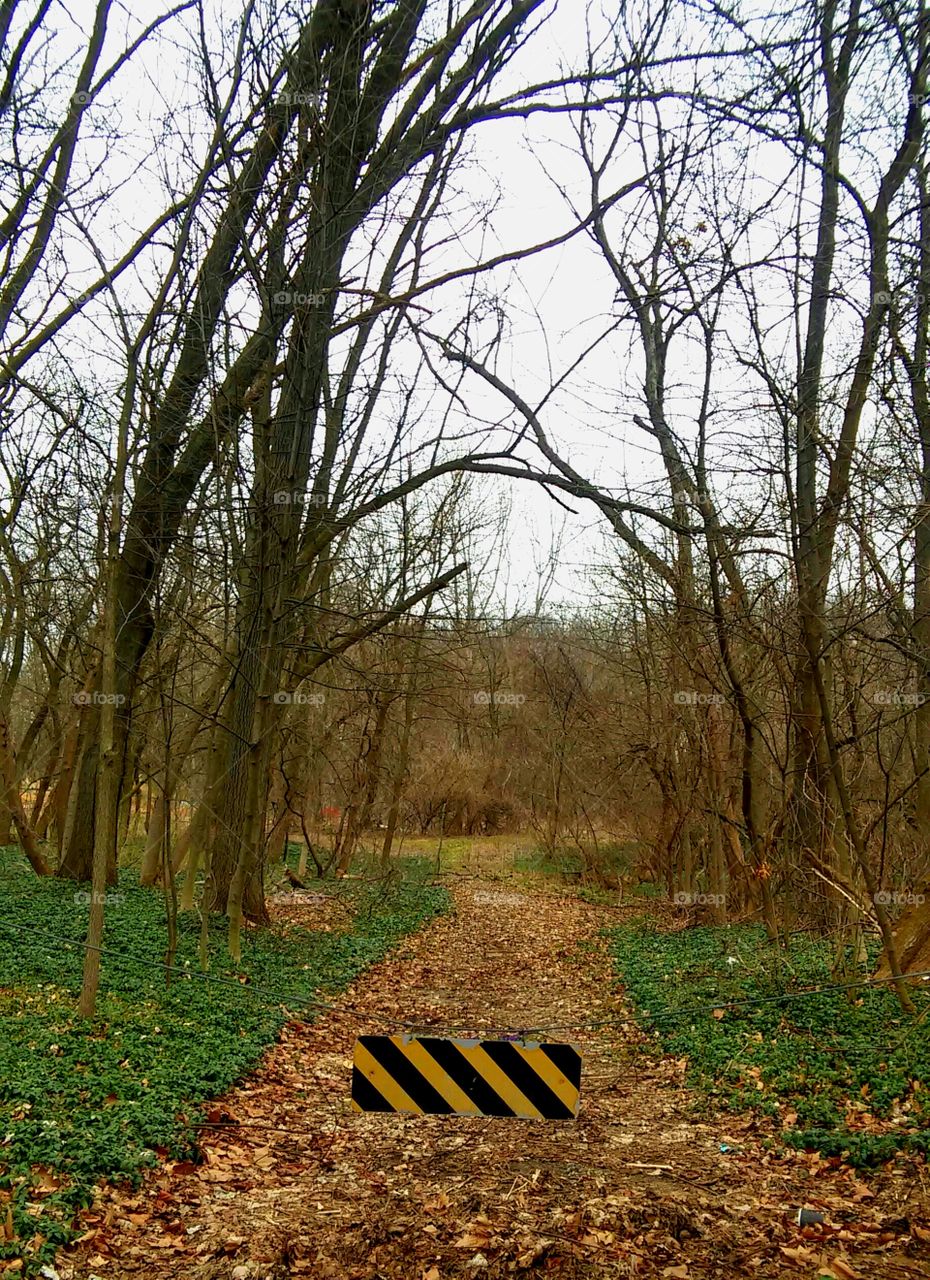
[61,882,930,1280]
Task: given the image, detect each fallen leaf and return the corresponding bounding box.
[516,1239,550,1267]
[826,1260,860,1280]
[455,1233,490,1249]
[780,1244,818,1265]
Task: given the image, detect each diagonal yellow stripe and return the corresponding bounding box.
[353,1041,423,1114]
[400,1039,480,1115]
[467,1044,544,1119]
[511,1044,579,1112]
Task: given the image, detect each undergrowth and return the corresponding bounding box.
[513,840,644,880]
[0,846,448,1273]
[610,920,930,1169]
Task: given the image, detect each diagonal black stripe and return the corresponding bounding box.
[416,1037,516,1117]
[352,1066,395,1112]
[358,1036,455,1115]
[480,1041,575,1119]
[539,1043,582,1090]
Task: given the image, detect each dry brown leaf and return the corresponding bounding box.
[54,880,930,1280]
[516,1239,550,1268]
[817,1264,862,1280]
[779,1244,818,1265]
[33,1171,62,1192]
[455,1232,490,1249]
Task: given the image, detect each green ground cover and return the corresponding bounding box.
[0,847,448,1273]
[610,920,930,1168]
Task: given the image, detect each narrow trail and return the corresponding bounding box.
[61,881,930,1280]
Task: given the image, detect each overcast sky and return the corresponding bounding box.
[10,0,903,618]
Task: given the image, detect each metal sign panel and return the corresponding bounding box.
[351,1035,581,1119]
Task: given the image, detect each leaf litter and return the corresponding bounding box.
[54,881,930,1279]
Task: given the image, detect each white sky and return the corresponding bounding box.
[7,0,912,618]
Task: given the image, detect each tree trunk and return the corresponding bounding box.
[909,161,930,839]
[382,673,418,866]
[59,730,111,882]
[0,711,51,874]
[80,373,132,1016]
[265,766,289,866]
[139,790,167,885]
[679,822,695,898]
[338,695,390,873]
[176,718,222,908]
[45,717,81,845]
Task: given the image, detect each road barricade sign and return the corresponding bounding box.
[351,1035,581,1119]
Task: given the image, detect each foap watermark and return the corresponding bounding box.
[272,491,327,506]
[278,89,324,109]
[272,289,327,308]
[473,690,526,707]
[69,286,99,311]
[871,289,927,312]
[672,490,711,507]
[674,690,725,706]
[873,689,927,707]
[874,890,925,907]
[273,690,325,706]
[672,891,726,907]
[73,890,124,906]
[73,691,126,707]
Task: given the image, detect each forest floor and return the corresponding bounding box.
[57,871,930,1280]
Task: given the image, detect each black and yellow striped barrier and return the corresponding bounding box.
[351,1035,582,1119]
